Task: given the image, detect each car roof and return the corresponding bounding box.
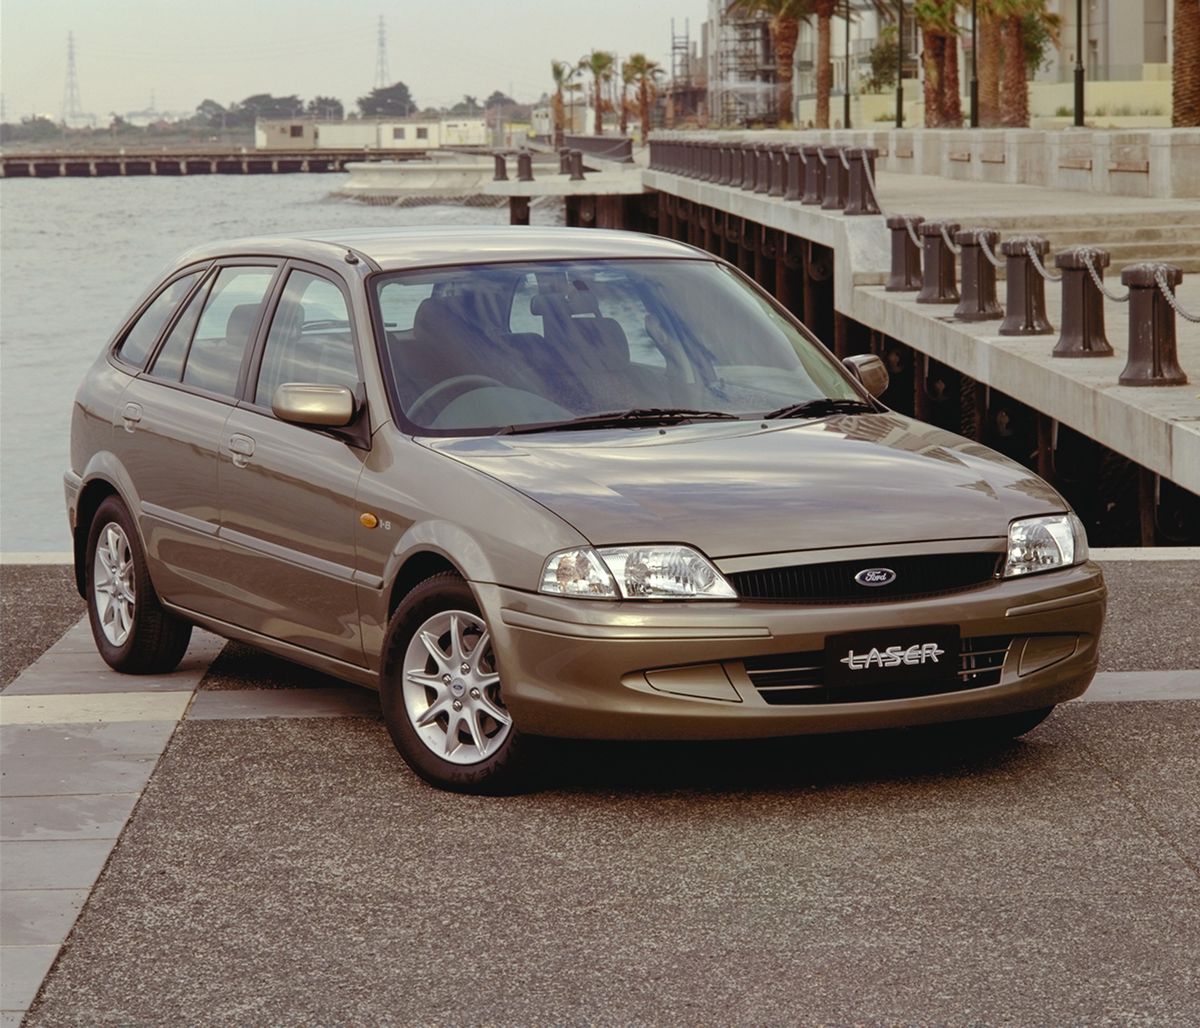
[171,226,708,273]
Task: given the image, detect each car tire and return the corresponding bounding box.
[85,495,192,674]
[379,571,530,794]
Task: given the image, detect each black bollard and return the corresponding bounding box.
[1053,247,1114,357]
[516,150,534,182]
[821,146,847,210]
[954,229,1003,321]
[755,145,772,194]
[768,145,787,198]
[843,147,880,216]
[886,215,923,292]
[784,146,804,201]
[492,153,508,182]
[718,144,733,185]
[801,144,824,204]
[741,145,758,191]
[916,221,961,303]
[999,237,1054,336]
[559,148,571,174]
[730,146,744,189]
[1118,263,1189,385]
[568,150,585,181]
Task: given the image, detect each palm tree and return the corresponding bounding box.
[623,53,663,142]
[551,60,574,146]
[578,50,616,135]
[1173,0,1200,125]
[978,9,1002,126]
[913,0,958,127]
[619,59,635,136]
[728,0,807,125]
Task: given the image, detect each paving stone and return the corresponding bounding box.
[0,890,88,946]
[0,692,192,727]
[185,687,380,720]
[1,722,178,760]
[0,753,159,798]
[0,840,114,890]
[0,794,139,842]
[1083,669,1200,702]
[0,945,58,1011]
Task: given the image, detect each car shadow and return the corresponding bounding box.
[530,724,1046,795]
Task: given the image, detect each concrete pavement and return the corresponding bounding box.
[2,557,1197,1025]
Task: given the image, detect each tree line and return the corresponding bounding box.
[550,52,663,143]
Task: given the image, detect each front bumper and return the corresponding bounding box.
[476,561,1106,740]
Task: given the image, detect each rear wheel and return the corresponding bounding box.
[379,572,530,794]
[85,496,192,674]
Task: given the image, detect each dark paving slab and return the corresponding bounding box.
[186,686,380,719]
[0,566,84,690]
[0,753,159,798]
[198,640,351,691]
[27,708,1200,1026]
[1099,560,1199,672]
[1,794,139,842]
[0,945,58,1012]
[0,890,89,946]
[0,840,113,890]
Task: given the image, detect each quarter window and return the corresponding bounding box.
[180,267,275,397]
[255,271,358,408]
[115,271,202,369]
[149,274,212,382]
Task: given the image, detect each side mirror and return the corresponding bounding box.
[272,383,356,428]
[842,354,889,399]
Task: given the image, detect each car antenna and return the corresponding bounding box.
[343,250,360,265]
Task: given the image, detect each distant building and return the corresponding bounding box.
[704,0,775,126]
[254,117,487,151]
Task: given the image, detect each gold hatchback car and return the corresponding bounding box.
[67,227,1106,792]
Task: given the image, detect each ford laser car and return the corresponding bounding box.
[66,227,1106,792]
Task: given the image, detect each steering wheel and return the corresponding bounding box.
[408,374,508,423]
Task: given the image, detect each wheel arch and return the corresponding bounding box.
[387,550,465,620]
[72,477,122,597]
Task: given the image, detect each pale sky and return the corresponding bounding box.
[0,0,710,120]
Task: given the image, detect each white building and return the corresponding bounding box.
[255,117,487,151]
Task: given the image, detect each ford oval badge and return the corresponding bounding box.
[854,567,897,587]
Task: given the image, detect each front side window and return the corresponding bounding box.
[180,267,275,397]
[372,259,860,433]
[115,271,202,369]
[255,271,358,408]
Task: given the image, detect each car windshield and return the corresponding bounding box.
[371,258,864,434]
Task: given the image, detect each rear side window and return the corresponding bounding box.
[180,267,275,397]
[255,271,358,408]
[115,272,202,369]
[149,275,213,383]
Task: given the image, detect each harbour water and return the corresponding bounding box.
[0,174,559,552]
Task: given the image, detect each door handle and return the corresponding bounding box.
[229,433,255,468]
[121,402,142,433]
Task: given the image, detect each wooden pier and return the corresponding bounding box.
[0,149,427,179]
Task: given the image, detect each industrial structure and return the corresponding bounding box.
[703,0,777,126]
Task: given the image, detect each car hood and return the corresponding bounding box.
[424,413,1065,559]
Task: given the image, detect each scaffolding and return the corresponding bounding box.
[666,18,706,126]
[712,6,776,127]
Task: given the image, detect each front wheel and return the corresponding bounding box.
[379,572,531,794]
[85,495,192,674]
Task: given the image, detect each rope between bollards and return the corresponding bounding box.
[1156,267,1200,323]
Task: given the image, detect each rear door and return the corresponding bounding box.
[216,262,369,666]
[119,261,280,616]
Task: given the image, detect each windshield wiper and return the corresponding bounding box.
[498,408,741,435]
[763,397,877,420]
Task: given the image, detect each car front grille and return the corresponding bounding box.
[728,552,1003,604]
[743,635,1013,706]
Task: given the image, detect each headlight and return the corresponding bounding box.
[539,544,737,600]
[1004,513,1088,578]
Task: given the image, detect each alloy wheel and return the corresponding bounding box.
[93,522,136,646]
[401,609,512,765]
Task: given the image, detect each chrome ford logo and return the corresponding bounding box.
[854,567,897,587]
